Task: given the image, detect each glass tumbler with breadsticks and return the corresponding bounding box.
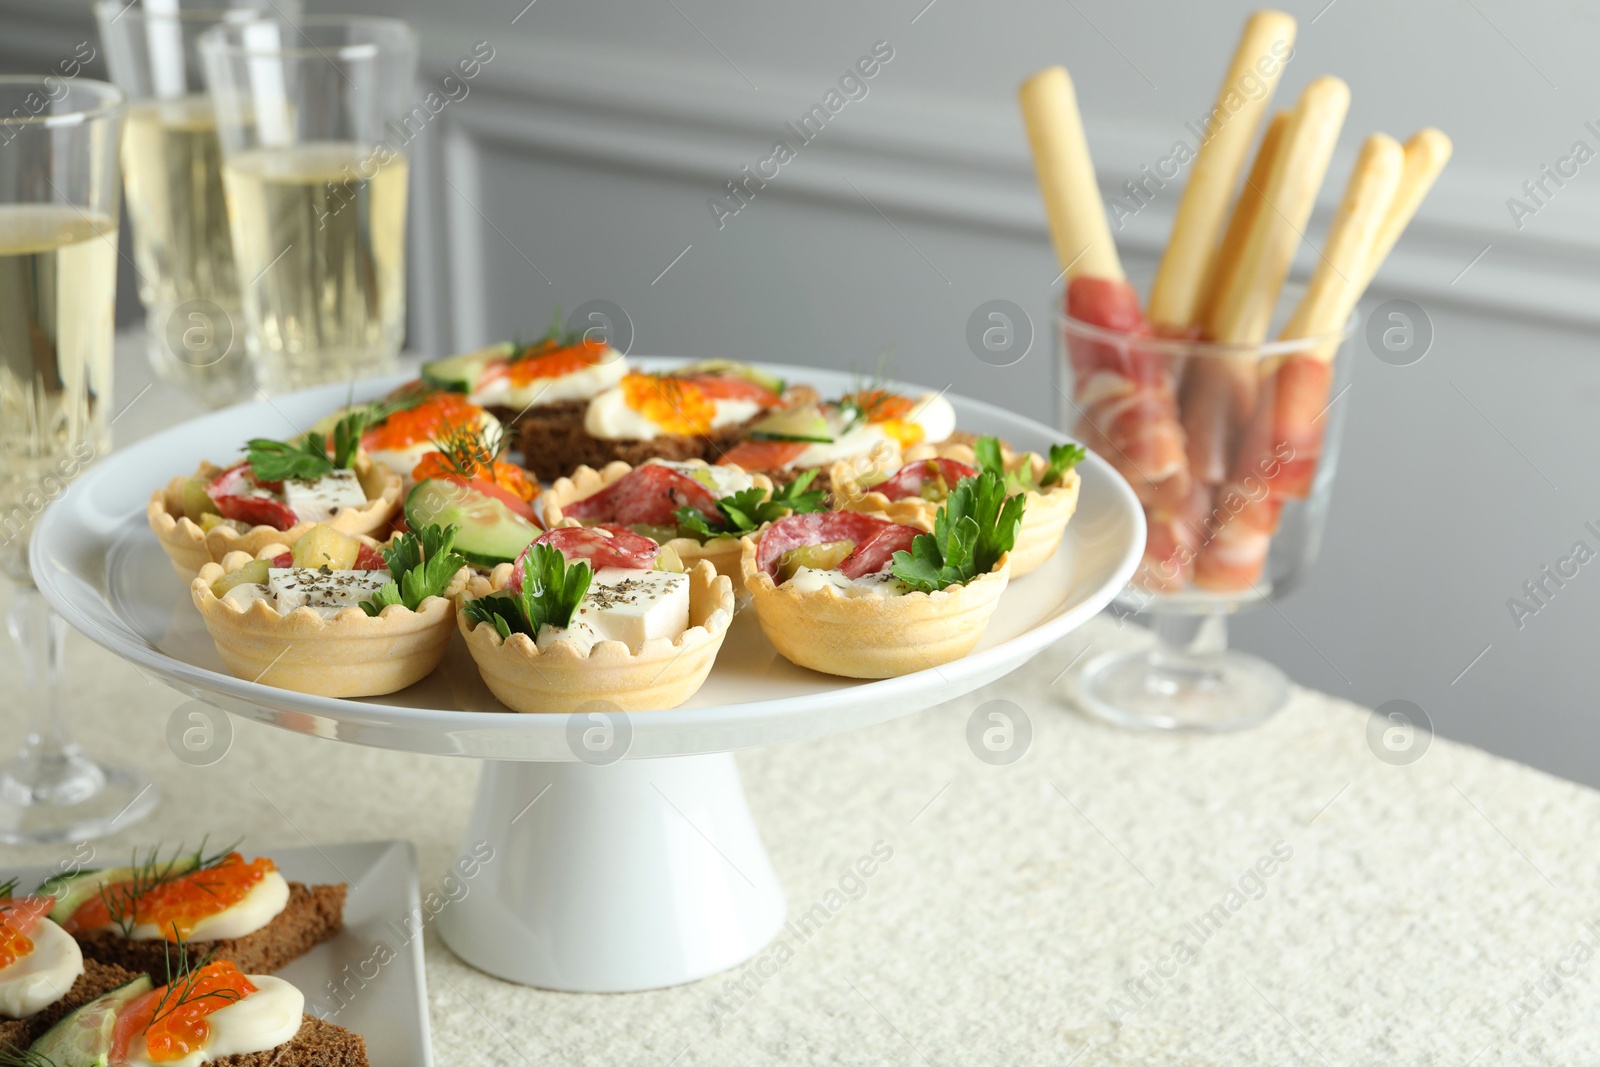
[1019,9,1451,730]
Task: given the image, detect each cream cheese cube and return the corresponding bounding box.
[540,567,689,651]
[268,567,391,617]
[282,469,367,524]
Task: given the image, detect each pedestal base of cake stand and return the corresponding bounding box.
[436,752,786,993]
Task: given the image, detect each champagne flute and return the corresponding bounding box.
[0,75,159,843]
[198,15,418,395]
[94,0,291,409]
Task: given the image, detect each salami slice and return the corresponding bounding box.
[876,458,977,503]
[513,525,660,586]
[563,463,721,526]
[837,523,922,579]
[207,463,298,531]
[756,511,913,578]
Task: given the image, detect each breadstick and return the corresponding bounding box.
[1204,75,1350,345]
[1280,133,1405,346]
[1018,66,1124,281]
[1149,10,1297,330]
[1356,127,1452,291]
[1201,110,1288,341]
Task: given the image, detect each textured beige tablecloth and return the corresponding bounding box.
[5,599,1599,1066]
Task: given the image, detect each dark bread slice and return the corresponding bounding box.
[215,1015,368,1067]
[3,959,145,1048]
[483,397,587,432]
[75,882,345,977]
[517,413,754,483]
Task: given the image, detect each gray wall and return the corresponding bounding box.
[5,1,1598,785]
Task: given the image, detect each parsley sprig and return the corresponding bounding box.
[245,409,368,483]
[973,436,1085,492]
[464,543,592,639]
[362,524,468,616]
[673,469,828,541]
[890,471,1026,593]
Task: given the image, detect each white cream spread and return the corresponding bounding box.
[121,974,304,1067]
[537,567,690,652]
[0,918,84,1019]
[469,351,626,409]
[644,459,755,496]
[222,570,390,618]
[784,566,912,597]
[584,388,758,441]
[119,870,290,942]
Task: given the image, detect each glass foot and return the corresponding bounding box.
[0,760,158,844]
[1073,645,1289,732]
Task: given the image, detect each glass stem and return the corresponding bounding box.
[3,587,104,804]
[1145,611,1230,689]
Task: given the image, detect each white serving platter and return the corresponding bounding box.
[30,359,1144,761]
[9,840,431,1067]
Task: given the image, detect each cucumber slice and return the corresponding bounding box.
[405,480,539,568]
[675,359,784,395]
[748,407,833,444]
[38,858,198,926]
[421,342,512,393]
[29,975,152,1067]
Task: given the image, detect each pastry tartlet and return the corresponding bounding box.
[543,459,776,591]
[149,454,402,576]
[190,541,467,697]
[835,442,1081,577]
[458,559,734,713]
[739,512,1012,680]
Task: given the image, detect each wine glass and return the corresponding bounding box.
[1057,279,1355,731]
[94,0,289,409]
[0,76,159,843]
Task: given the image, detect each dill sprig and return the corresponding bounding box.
[97,839,241,937]
[509,305,586,360]
[0,876,17,899]
[147,941,247,1031]
[428,421,507,481]
[0,1041,55,1067]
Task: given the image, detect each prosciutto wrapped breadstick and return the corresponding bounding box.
[1020,66,1190,512]
[1194,131,1437,592]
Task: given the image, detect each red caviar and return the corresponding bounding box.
[502,339,609,385]
[620,374,714,436]
[411,452,538,505]
[0,896,52,969]
[112,960,257,1064]
[362,393,485,451]
[64,854,275,942]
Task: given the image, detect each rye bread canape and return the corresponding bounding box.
[740,470,1023,679]
[35,846,345,981]
[0,885,142,1049]
[716,386,959,494]
[519,361,790,481]
[458,527,734,713]
[832,435,1085,578]
[190,523,470,698]
[149,410,402,577]
[0,956,142,1052]
[16,950,369,1067]
[543,458,827,594]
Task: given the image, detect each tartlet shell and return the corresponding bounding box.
[831,443,1081,578]
[739,537,1010,679]
[457,559,734,714]
[542,460,774,594]
[148,461,226,576]
[190,545,467,697]
[201,452,403,562]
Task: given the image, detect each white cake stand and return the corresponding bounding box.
[30,362,1143,993]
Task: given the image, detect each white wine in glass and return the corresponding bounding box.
[120,95,244,404]
[0,76,158,844]
[224,143,409,393]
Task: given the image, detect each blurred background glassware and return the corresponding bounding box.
[95,0,293,409]
[1057,280,1355,732]
[0,75,158,843]
[198,15,417,395]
